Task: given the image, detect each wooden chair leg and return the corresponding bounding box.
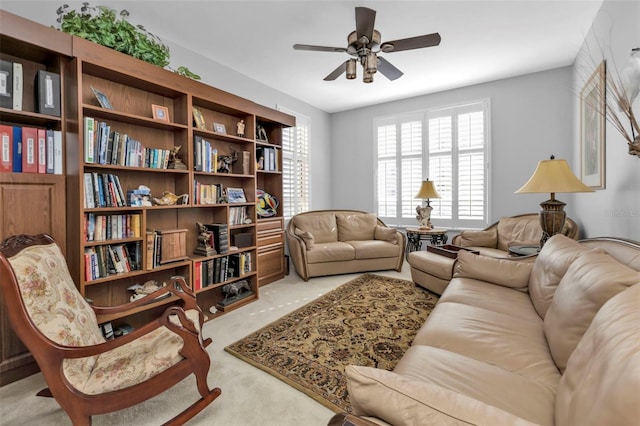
[36,388,53,397]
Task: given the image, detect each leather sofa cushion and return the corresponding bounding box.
[529,235,599,319]
[346,363,540,426]
[336,213,377,241]
[293,213,338,243]
[457,228,497,248]
[463,246,512,258]
[543,250,639,372]
[440,278,542,323]
[413,301,560,390]
[496,216,542,252]
[347,240,400,260]
[374,225,397,244]
[555,284,640,426]
[453,250,533,290]
[306,242,355,264]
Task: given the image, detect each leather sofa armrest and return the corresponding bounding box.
[285,227,310,281]
[454,228,498,248]
[453,250,534,289]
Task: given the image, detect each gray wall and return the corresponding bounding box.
[330,67,575,228]
[571,0,640,240]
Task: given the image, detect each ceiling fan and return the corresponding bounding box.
[293,7,441,83]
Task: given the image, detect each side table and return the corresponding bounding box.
[405,227,449,259]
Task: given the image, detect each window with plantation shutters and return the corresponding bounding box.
[375,100,490,229]
[280,107,310,219]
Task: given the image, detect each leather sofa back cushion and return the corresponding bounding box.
[453,250,533,289]
[555,284,640,426]
[543,250,639,372]
[336,213,377,241]
[529,235,598,319]
[496,216,541,252]
[457,228,497,248]
[292,214,338,243]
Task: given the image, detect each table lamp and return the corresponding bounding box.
[415,179,440,229]
[515,156,593,246]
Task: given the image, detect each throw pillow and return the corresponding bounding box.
[457,228,497,248]
[374,225,397,244]
[453,250,534,289]
[336,213,377,241]
[294,228,314,250]
[543,249,639,373]
[346,365,535,426]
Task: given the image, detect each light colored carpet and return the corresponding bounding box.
[0,264,412,426]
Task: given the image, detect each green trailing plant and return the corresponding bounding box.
[55,3,200,80]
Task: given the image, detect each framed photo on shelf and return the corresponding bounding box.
[580,60,606,189]
[226,187,247,203]
[213,122,227,134]
[90,86,113,109]
[192,107,207,130]
[152,104,170,122]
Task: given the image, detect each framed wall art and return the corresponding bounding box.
[580,60,606,189]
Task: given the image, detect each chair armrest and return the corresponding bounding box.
[285,228,310,280]
[91,276,197,316]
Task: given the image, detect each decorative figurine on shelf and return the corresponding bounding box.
[236,120,245,138]
[256,125,268,142]
[152,191,189,205]
[168,145,187,170]
[128,280,166,302]
[217,151,238,173]
[221,280,251,302]
[128,184,152,206]
[416,205,434,230]
[194,222,216,256]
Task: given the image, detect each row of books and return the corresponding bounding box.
[84,213,142,242]
[83,172,128,209]
[0,60,61,116]
[193,180,223,205]
[84,242,141,281]
[194,135,218,172]
[0,125,63,174]
[256,146,279,172]
[84,117,171,168]
[229,206,250,226]
[193,252,252,290]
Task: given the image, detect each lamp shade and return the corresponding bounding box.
[515,158,594,194]
[415,180,440,199]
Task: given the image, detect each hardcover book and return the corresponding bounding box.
[21,127,37,173]
[36,70,61,116]
[0,125,12,172]
[12,126,22,172]
[37,128,46,173]
[12,62,22,110]
[0,59,13,109]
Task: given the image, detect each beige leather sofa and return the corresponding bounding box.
[341,234,640,426]
[286,210,405,281]
[451,213,579,258]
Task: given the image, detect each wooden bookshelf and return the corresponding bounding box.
[0,10,294,385]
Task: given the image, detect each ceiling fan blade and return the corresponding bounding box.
[293,44,347,53]
[355,7,376,44]
[377,57,404,81]
[380,33,441,53]
[323,61,348,81]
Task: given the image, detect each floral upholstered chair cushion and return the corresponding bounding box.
[9,242,199,395]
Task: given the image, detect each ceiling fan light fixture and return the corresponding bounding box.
[346,59,357,79]
[365,52,378,74]
[363,70,374,83]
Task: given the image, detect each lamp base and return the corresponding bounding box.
[539,198,566,247]
[416,205,433,229]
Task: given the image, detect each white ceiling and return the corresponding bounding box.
[3,1,604,113]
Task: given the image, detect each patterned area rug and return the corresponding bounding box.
[225,273,439,413]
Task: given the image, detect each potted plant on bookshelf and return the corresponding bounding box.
[55,3,200,80]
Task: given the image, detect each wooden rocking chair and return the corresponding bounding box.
[0,234,221,425]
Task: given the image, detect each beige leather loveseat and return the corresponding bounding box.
[451,213,579,257]
[286,210,405,281]
[342,234,640,426]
